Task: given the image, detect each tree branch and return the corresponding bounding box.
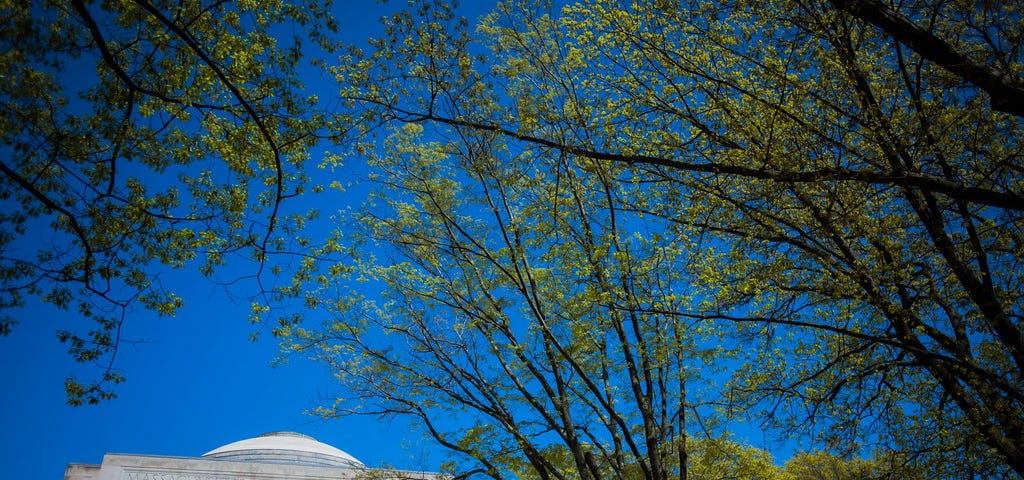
[830,0,1024,117]
[373,105,1024,211]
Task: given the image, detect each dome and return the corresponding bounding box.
[202,431,364,468]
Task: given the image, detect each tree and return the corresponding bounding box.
[517,436,790,480]
[281,0,1023,477]
[0,0,336,404]
[279,118,728,480]
[684,436,786,480]
[783,449,925,480]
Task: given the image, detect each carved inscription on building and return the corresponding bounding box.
[123,472,235,480]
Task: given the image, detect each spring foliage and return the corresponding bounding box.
[0,0,335,404]
[6,0,1022,477]
[276,0,1024,478]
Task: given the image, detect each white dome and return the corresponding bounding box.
[202,431,364,468]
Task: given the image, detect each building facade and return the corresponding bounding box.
[65,431,440,480]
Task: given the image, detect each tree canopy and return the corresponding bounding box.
[276,0,1024,478]
[0,0,336,404]
[4,0,1023,478]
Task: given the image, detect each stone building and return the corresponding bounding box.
[64,431,441,480]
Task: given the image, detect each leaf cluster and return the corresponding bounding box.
[0,0,336,404]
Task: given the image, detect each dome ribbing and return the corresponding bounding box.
[202,431,363,467]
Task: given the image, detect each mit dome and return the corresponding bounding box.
[202,431,365,467]
[64,431,439,480]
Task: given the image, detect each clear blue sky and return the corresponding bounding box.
[0,2,497,479]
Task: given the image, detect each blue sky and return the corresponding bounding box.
[0,276,443,479]
[0,2,498,479]
[0,2,811,478]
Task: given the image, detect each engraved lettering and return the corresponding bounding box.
[124,472,233,480]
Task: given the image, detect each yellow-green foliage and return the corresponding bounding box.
[0,0,336,405]
[288,0,1024,477]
